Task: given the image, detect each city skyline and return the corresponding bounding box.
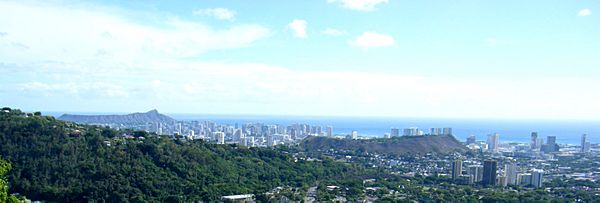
[1,0,600,120]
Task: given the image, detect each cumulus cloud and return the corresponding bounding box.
[349,31,395,48]
[327,0,389,11]
[322,28,346,36]
[193,8,236,21]
[578,8,592,17]
[287,19,307,38]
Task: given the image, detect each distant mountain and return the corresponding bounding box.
[301,135,467,155]
[58,109,176,124]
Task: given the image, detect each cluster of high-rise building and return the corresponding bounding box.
[137,121,336,147]
[453,160,544,188]
[392,127,452,137]
[527,132,562,153]
[465,132,575,154]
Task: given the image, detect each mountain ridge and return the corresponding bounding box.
[58,109,176,124]
[301,135,467,155]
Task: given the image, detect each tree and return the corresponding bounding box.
[1,158,19,203]
[0,158,10,202]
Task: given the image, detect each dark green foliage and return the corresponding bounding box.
[0,109,351,202]
[1,157,10,202]
[1,157,20,203]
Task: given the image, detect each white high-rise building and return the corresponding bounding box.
[326,126,333,137]
[266,135,274,146]
[351,131,358,139]
[189,130,195,139]
[442,128,452,136]
[403,127,419,136]
[531,132,539,150]
[157,123,163,135]
[487,133,500,153]
[505,163,518,185]
[531,169,544,188]
[582,134,591,153]
[215,132,225,144]
[430,128,441,136]
[390,128,400,137]
[468,165,483,183]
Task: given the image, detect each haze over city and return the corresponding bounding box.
[1,0,599,119]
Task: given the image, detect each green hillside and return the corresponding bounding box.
[0,108,358,202]
[301,135,467,155]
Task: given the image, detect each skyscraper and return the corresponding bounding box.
[266,134,274,146]
[505,163,518,185]
[469,165,483,183]
[547,136,556,146]
[351,130,358,139]
[487,133,500,153]
[531,169,544,188]
[582,134,590,153]
[326,126,333,137]
[403,127,418,136]
[233,129,243,142]
[482,160,497,186]
[452,160,463,180]
[390,128,400,137]
[442,127,452,136]
[531,132,538,150]
[216,132,225,144]
[430,128,441,136]
[543,136,559,153]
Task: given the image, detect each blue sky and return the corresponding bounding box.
[0,0,599,119]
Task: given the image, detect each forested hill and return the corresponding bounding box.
[0,108,357,202]
[58,109,176,124]
[301,135,467,155]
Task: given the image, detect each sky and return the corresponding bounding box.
[0,0,599,120]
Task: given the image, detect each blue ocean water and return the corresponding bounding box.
[169,114,600,145]
[45,112,600,145]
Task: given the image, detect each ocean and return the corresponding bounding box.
[45,112,600,145]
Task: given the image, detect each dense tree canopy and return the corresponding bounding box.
[0,109,358,202]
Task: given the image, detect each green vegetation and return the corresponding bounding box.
[0,109,361,202]
[301,134,467,155]
[0,157,19,203]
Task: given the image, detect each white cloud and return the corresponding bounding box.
[349,31,395,48]
[578,8,592,17]
[0,2,269,64]
[322,28,346,36]
[287,19,308,38]
[193,8,236,21]
[15,60,600,119]
[327,0,389,11]
[20,81,129,97]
